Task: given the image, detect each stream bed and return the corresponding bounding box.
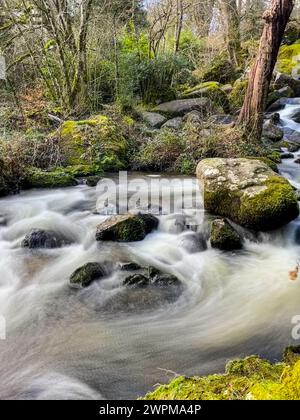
[0,105,300,400]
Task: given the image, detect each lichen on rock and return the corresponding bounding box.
[197,158,299,231]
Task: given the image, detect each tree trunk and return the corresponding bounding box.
[174,0,184,54]
[220,0,241,66]
[237,0,294,140]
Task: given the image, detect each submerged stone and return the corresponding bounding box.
[22,229,68,249]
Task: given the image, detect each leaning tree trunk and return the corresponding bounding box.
[237,0,294,140]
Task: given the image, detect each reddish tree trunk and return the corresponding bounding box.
[237,0,294,140]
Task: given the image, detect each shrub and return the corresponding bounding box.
[120,53,187,104]
[193,55,239,84]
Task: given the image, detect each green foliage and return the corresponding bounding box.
[134,130,184,172]
[193,55,239,84]
[120,53,187,104]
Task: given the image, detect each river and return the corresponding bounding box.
[0,103,300,400]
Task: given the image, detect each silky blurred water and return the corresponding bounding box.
[0,108,300,400]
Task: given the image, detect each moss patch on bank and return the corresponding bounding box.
[143,352,300,400]
[59,115,128,171]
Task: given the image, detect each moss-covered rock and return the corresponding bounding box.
[96,214,159,242]
[69,262,107,288]
[23,167,77,189]
[210,218,243,251]
[143,354,297,401]
[59,115,128,171]
[277,43,300,76]
[197,158,299,231]
[181,82,230,113]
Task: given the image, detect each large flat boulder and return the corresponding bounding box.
[197,158,299,231]
[154,98,211,117]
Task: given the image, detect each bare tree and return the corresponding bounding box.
[237,0,295,140]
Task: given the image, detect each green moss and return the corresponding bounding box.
[277,43,300,75]
[143,354,296,401]
[64,164,103,177]
[210,219,242,251]
[60,115,128,171]
[193,56,238,84]
[23,168,77,189]
[70,262,105,288]
[267,151,282,164]
[229,80,248,111]
[202,160,299,231]
[250,360,300,400]
[238,176,299,231]
[182,81,230,113]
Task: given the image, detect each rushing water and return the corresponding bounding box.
[0,108,300,400]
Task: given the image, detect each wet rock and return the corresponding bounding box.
[154,98,211,117]
[179,232,208,253]
[119,262,143,271]
[141,112,167,129]
[124,274,149,288]
[197,158,299,231]
[269,112,281,124]
[96,213,159,242]
[161,117,183,131]
[267,87,294,108]
[138,213,160,234]
[210,219,243,251]
[273,73,300,96]
[123,266,181,289]
[284,128,300,144]
[294,158,300,164]
[21,229,68,249]
[69,262,106,288]
[86,176,102,187]
[290,109,300,123]
[263,120,284,142]
[281,152,294,159]
[152,273,181,288]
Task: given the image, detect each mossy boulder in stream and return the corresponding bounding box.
[210,219,243,251]
[59,115,128,171]
[96,214,159,242]
[143,351,300,400]
[69,262,108,288]
[197,158,299,231]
